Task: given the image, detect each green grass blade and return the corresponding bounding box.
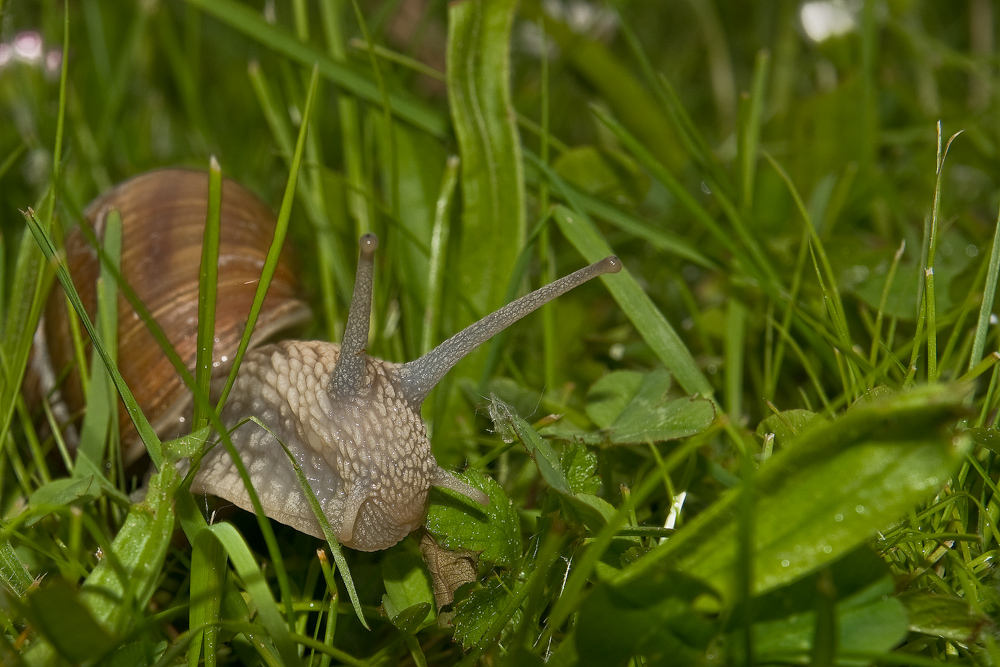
[23,210,164,469]
[725,299,747,421]
[246,60,351,337]
[200,523,301,666]
[447,0,526,332]
[216,65,318,411]
[193,157,222,430]
[184,0,446,137]
[970,209,1000,370]
[76,209,121,470]
[421,155,460,356]
[739,50,770,211]
[188,526,227,667]
[261,417,367,629]
[763,152,853,355]
[924,127,962,382]
[553,205,713,397]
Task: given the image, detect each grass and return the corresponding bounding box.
[1,0,999,664]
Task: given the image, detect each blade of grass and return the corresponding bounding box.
[725,299,747,421]
[739,51,770,211]
[199,523,301,666]
[870,240,906,370]
[925,125,963,382]
[767,230,810,401]
[553,205,713,397]
[188,525,225,667]
[970,205,1000,371]
[75,209,121,471]
[22,211,164,468]
[319,0,373,238]
[193,158,222,430]
[317,549,339,667]
[216,65,318,411]
[247,61,350,341]
[421,155,460,356]
[258,417,367,628]
[447,0,526,329]
[184,0,447,137]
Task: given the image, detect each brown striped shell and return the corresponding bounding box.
[36,169,311,462]
[31,168,621,552]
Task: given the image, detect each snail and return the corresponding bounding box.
[33,169,621,551]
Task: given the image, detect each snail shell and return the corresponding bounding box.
[35,169,311,461]
[32,169,621,552]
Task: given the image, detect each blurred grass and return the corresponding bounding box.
[2,0,1000,664]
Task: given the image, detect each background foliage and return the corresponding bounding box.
[1,0,1000,664]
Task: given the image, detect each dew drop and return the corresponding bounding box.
[822,545,832,554]
[855,504,865,514]
[834,513,843,522]
[780,559,790,567]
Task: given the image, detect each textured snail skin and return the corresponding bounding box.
[190,237,621,552]
[192,341,477,551]
[37,170,623,553]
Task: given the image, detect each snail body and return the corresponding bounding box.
[37,169,621,551]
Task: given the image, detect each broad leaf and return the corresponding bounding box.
[426,469,522,568]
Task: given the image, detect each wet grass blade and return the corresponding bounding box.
[193,157,222,430]
[553,205,713,398]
